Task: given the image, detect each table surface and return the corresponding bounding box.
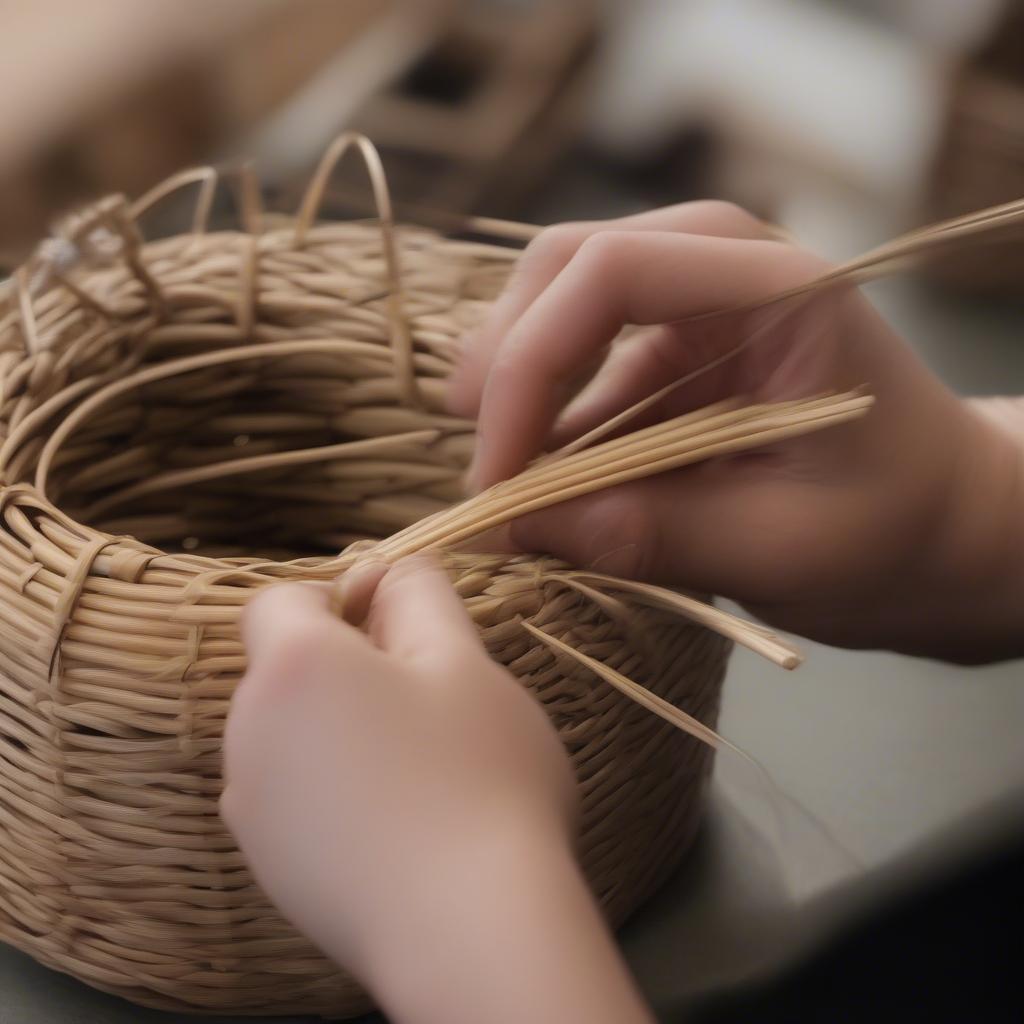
[3,281,1024,1022]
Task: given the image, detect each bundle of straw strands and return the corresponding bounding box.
[1,133,1008,1015]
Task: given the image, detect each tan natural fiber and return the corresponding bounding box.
[0,134,869,1017]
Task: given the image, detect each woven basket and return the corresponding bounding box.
[0,135,743,1017]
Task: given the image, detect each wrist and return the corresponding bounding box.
[351,822,651,1024]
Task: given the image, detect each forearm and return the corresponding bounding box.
[349,826,654,1024]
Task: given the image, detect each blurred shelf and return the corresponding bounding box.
[0,0,457,267]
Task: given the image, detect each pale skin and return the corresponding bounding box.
[222,202,1024,1023]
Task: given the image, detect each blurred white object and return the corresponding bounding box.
[589,0,958,250]
[591,0,942,195]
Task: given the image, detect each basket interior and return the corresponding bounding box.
[9,222,485,563]
[47,352,466,560]
[43,348,468,561]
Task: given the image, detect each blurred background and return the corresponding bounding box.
[1,1,1023,1021]
[1,0,1022,280]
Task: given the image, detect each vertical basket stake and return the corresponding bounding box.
[294,132,420,409]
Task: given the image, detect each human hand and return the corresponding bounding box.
[222,556,651,1023]
[449,203,1024,660]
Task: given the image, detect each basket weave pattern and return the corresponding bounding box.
[0,143,728,1016]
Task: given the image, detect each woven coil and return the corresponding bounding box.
[0,136,731,1016]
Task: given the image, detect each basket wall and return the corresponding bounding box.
[0,212,729,1015]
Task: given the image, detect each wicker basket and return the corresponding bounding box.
[0,135,739,1016]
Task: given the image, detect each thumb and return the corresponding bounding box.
[509,487,665,581]
[368,553,483,663]
[508,467,790,598]
[242,582,337,666]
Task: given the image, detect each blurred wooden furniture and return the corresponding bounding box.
[927,0,1024,294]
[300,0,598,221]
[0,0,456,267]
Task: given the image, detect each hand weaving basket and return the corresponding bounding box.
[0,134,865,1017]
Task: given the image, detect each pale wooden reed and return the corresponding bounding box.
[0,134,763,1017]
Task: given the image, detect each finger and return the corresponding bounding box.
[469,233,826,488]
[241,582,375,681]
[335,557,389,627]
[228,583,371,793]
[551,325,726,448]
[552,293,846,448]
[367,553,482,663]
[448,201,776,417]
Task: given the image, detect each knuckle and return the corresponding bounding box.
[525,222,588,265]
[489,337,530,381]
[576,489,660,579]
[575,229,626,270]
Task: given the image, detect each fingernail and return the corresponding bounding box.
[336,558,389,626]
